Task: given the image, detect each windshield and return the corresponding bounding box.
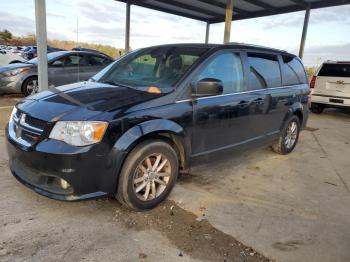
[26,52,67,64]
[98,46,209,91]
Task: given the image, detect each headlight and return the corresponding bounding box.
[49,121,108,146]
[3,68,29,77]
[9,106,17,123]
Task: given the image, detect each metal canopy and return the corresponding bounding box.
[116,0,350,23]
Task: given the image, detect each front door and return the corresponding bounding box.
[191,51,259,156]
[48,53,84,87]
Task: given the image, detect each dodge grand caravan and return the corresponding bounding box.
[6,44,310,210]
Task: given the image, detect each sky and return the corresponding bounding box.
[1,0,350,66]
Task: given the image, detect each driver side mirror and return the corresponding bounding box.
[192,78,223,97]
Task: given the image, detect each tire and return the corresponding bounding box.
[22,76,39,96]
[272,115,300,155]
[116,140,179,210]
[310,103,324,114]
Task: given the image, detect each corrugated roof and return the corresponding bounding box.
[116,0,350,23]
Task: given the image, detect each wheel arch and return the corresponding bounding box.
[21,75,38,94]
[114,119,191,172]
[281,102,304,129]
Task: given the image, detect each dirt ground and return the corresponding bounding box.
[1,95,350,262]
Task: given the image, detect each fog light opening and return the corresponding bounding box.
[60,179,70,189]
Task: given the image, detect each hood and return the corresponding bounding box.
[0,63,33,73]
[17,81,162,122]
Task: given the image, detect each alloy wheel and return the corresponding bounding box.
[284,121,298,149]
[133,153,171,201]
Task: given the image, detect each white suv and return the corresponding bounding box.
[310,61,350,113]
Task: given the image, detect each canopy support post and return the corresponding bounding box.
[299,6,310,59]
[35,0,48,92]
[205,22,210,44]
[223,0,234,44]
[125,0,131,53]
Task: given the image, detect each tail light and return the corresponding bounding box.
[308,76,316,105]
[310,75,316,89]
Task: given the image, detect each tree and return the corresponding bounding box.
[0,29,12,43]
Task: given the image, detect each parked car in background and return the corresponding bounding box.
[310,61,350,113]
[0,51,27,66]
[72,47,111,58]
[22,46,66,60]
[5,44,309,210]
[0,50,113,96]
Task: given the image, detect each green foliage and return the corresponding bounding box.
[305,66,318,80]
[0,29,12,43]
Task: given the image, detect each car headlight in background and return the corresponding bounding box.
[49,121,108,146]
[3,67,29,77]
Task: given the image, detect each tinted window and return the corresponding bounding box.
[52,54,85,67]
[87,55,111,66]
[318,63,350,78]
[197,52,244,94]
[248,53,281,89]
[282,56,307,85]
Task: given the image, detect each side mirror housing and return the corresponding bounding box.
[193,78,223,97]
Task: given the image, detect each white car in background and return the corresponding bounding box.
[310,61,350,113]
[0,51,26,66]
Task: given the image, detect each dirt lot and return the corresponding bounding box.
[0,96,349,262]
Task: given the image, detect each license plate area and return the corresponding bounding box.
[329,98,344,104]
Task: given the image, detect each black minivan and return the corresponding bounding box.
[6,44,309,210]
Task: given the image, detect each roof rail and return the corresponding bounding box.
[225,42,288,53]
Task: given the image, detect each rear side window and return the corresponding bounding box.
[248,53,281,90]
[87,55,111,66]
[281,56,307,85]
[197,52,244,94]
[318,63,350,77]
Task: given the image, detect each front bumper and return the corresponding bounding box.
[0,75,22,94]
[6,125,123,201]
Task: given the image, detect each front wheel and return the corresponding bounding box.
[116,140,179,210]
[272,115,300,155]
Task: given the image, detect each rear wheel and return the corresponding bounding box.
[272,115,300,155]
[22,77,39,96]
[310,103,324,114]
[116,140,179,210]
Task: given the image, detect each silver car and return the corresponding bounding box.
[0,51,113,96]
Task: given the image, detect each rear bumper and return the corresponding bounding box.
[5,125,125,201]
[311,94,350,108]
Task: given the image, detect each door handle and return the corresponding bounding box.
[238,100,249,108]
[253,98,264,105]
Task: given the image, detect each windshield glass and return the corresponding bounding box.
[26,52,67,64]
[98,46,209,90]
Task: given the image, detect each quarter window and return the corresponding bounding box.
[281,55,307,85]
[196,52,244,94]
[248,53,281,89]
[88,55,111,66]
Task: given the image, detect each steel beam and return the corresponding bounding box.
[34,0,48,92]
[125,1,131,53]
[299,7,310,59]
[205,22,210,44]
[223,0,234,43]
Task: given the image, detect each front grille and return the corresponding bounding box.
[10,110,47,147]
